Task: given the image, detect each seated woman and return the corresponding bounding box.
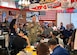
[18,30,30,47]
[12,30,30,55]
[9,19,30,55]
[36,43,50,55]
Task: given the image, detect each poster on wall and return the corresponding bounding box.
[0,9,2,15]
[18,14,23,19]
[9,11,16,16]
[29,0,77,11]
[0,9,2,22]
[0,15,2,22]
[8,16,13,23]
[2,11,7,22]
[26,12,39,22]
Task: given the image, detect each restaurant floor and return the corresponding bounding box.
[70,53,77,55]
[70,51,77,55]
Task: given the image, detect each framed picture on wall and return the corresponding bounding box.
[26,11,39,22]
[0,15,2,22]
[9,11,16,16]
[0,9,2,15]
[0,9,2,22]
[18,14,23,19]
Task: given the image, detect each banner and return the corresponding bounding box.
[29,1,62,11]
[29,0,77,11]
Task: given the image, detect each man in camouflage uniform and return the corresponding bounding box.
[26,15,40,45]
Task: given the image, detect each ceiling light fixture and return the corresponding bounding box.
[18,0,30,7]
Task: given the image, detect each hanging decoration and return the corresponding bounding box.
[72,0,77,9]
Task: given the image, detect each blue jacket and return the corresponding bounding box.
[63,29,73,38]
[50,45,69,55]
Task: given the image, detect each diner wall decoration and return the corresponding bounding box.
[8,16,13,22]
[61,0,71,9]
[9,11,16,16]
[29,0,68,11]
[0,15,2,22]
[26,11,39,22]
[0,9,2,22]
[39,10,56,20]
[2,11,7,22]
[72,0,77,9]
[18,14,23,19]
[0,10,2,15]
[29,0,77,11]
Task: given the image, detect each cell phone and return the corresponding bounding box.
[33,49,36,51]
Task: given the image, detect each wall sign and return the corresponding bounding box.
[29,0,77,11]
[29,1,61,11]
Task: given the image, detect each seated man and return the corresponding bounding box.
[36,43,50,55]
[48,39,69,55]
